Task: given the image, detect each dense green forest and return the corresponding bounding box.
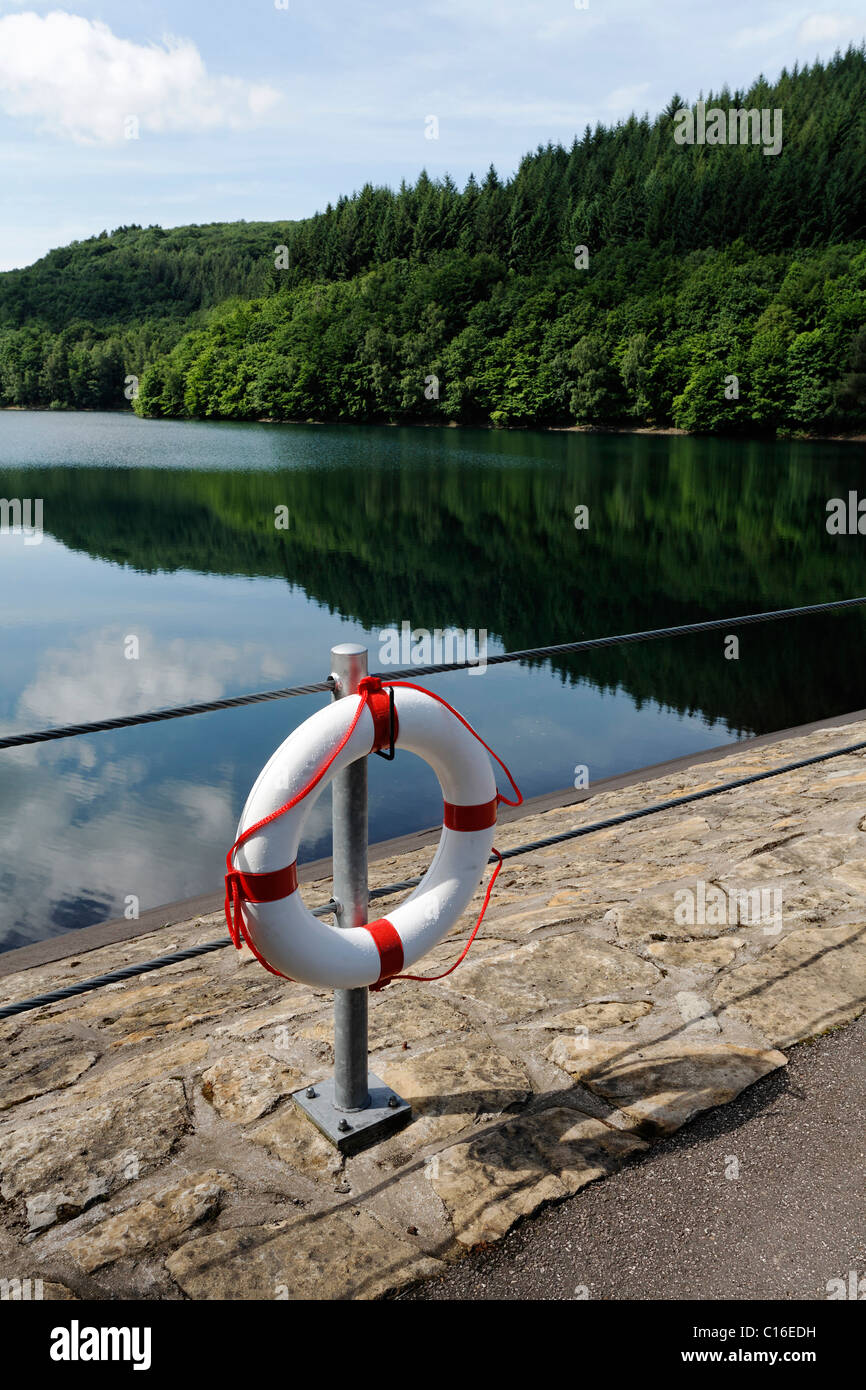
[2,48,865,433]
[0,221,292,412]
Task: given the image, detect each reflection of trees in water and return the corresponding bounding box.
[3,433,866,735]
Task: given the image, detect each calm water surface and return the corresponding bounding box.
[1,411,864,951]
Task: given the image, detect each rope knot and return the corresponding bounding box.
[359,676,396,754]
[357,676,384,697]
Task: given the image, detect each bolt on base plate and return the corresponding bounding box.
[292,1073,412,1155]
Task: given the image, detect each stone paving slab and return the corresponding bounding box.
[1,721,866,1299]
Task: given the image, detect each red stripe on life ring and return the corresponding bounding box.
[443,797,498,831]
[234,861,299,903]
[365,917,404,984]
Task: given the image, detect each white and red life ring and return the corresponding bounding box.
[225,678,516,990]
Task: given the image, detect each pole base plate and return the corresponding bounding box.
[292,1073,412,1155]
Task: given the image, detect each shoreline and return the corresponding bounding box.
[2,404,864,443]
[4,704,866,978]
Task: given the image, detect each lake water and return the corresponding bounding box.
[1,410,864,952]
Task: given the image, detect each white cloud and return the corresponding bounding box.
[0,625,318,946]
[730,17,797,48]
[605,81,651,113]
[798,12,861,43]
[11,626,289,726]
[0,10,281,144]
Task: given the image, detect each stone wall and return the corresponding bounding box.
[1,722,865,1299]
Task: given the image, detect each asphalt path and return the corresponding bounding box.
[403,1015,865,1301]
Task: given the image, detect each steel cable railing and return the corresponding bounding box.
[3,727,866,1019]
[1,596,865,752]
[0,678,336,750]
[368,596,866,680]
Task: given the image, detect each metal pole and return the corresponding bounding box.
[291,639,411,1151]
[330,643,371,1112]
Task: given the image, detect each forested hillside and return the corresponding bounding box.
[0,221,292,412]
[2,47,865,432]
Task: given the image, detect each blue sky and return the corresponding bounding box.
[0,0,864,270]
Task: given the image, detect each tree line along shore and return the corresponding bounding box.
[0,48,864,436]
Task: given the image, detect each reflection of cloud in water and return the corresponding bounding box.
[12,626,289,727]
[0,628,331,950]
